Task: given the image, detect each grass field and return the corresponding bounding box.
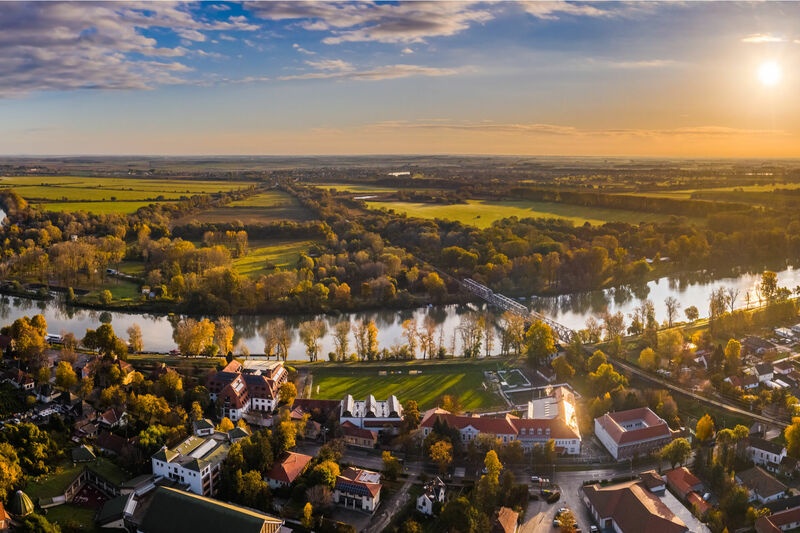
[233,239,314,277]
[367,199,694,227]
[0,175,254,192]
[618,182,800,199]
[37,201,164,214]
[173,190,314,225]
[26,457,128,500]
[309,361,504,410]
[44,504,99,532]
[315,183,434,194]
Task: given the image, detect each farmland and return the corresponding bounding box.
[366,198,698,228]
[39,201,163,214]
[233,239,314,277]
[316,182,435,194]
[172,190,314,225]
[308,360,505,410]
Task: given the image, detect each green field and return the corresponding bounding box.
[37,201,164,214]
[233,239,314,277]
[0,175,254,192]
[309,361,503,410]
[173,190,314,225]
[367,199,694,227]
[44,504,98,532]
[619,182,800,199]
[316,183,430,194]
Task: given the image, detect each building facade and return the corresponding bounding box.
[594,407,677,460]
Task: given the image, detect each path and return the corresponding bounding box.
[368,478,414,533]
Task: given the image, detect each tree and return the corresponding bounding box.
[724,339,741,369]
[332,321,350,361]
[214,317,234,356]
[422,272,446,300]
[551,355,575,381]
[302,502,314,530]
[54,361,77,390]
[525,320,556,363]
[696,414,715,442]
[685,306,699,321]
[18,513,61,533]
[278,382,297,405]
[429,440,453,473]
[173,318,216,356]
[402,400,421,433]
[100,290,112,305]
[237,470,270,511]
[484,449,502,485]
[664,296,680,328]
[156,372,183,403]
[382,451,402,480]
[558,510,577,533]
[660,438,691,468]
[587,350,607,372]
[500,311,526,356]
[589,363,628,396]
[402,319,418,356]
[785,417,800,458]
[217,417,235,432]
[0,443,22,501]
[761,271,779,302]
[127,324,143,353]
[638,347,657,371]
[309,460,340,488]
[299,319,327,362]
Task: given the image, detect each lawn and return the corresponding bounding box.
[233,239,313,277]
[366,199,692,228]
[37,201,165,214]
[44,504,99,532]
[25,457,129,500]
[309,361,504,410]
[104,280,141,301]
[173,190,314,225]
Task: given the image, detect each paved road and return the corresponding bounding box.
[368,478,414,533]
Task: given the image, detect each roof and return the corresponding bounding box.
[291,398,342,415]
[266,452,312,484]
[774,360,794,371]
[100,406,126,425]
[594,408,673,445]
[736,467,787,499]
[420,410,518,435]
[664,467,702,496]
[0,501,10,523]
[97,430,134,455]
[97,494,130,525]
[639,470,666,491]
[755,506,800,533]
[9,490,33,517]
[756,362,774,375]
[582,481,687,533]
[749,437,786,456]
[341,420,378,441]
[335,467,381,498]
[193,418,214,432]
[686,492,711,516]
[138,487,283,533]
[492,506,519,533]
[71,445,97,463]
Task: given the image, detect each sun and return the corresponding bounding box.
[758,61,782,87]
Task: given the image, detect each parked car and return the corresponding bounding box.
[531,475,540,483]
[590,526,599,533]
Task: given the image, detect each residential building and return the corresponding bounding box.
[98,407,127,429]
[133,486,283,533]
[582,480,688,533]
[743,336,777,357]
[687,491,712,517]
[341,420,378,448]
[774,360,795,375]
[491,506,519,533]
[341,394,403,435]
[2,368,34,391]
[749,437,787,472]
[754,363,775,383]
[638,470,666,493]
[151,433,232,496]
[416,477,445,516]
[725,374,760,390]
[265,452,312,490]
[0,501,10,532]
[192,418,215,437]
[736,467,787,504]
[756,506,800,533]
[333,467,382,512]
[775,328,794,340]
[594,407,677,460]
[665,467,703,499]
[206,360,287,421]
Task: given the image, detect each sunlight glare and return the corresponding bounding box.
[758,61,782,87]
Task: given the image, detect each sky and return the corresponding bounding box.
[2,1,800,157]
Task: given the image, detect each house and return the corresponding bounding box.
[134,486,283,533]
[594,407,677,460]
[755,363,775,383]
[288,405,322,439]
[779,456,800,479]
[341,420,378,449]
[687,491,712,517]
[35,383,58,403]
[665,467,703,499]
[0,501,10,532]
[749,437,787,472]
[74,420,99,439]
[756,506,800,533]
[3,368,34,391]
[582,480,688,533]
[638,470,666,493]
[192,418,215,437]
[694,351,710,369]
[735,467,787,504]
[743,336,777,356]
[206,360,286,421]
[491,506,519,533]
[333,467,382,512]
[98,407,127,429]
[725,374,760,390]
[265,452,312,490]
[96,430,137,456]
[416,477,446,516]
[774,360,795,375]
[341,394,404,435]
[776,328,794,340]
[151,433,233,496]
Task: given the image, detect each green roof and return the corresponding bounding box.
[228,427,250,440]
[71,445,96,463]
[9,490,33,517]
[97,494,129,525]
[139,487,282,533]
[193,419,214,431]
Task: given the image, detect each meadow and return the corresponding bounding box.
[617,182,800,199]
[308,360,504,410]
[233,239,314,277]
[315,182,436,194]
[172,190,314,225]
[366,198,694,228]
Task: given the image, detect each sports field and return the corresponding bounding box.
[309,361,503,410]
[173,190,314,225]
[233,239,314,277]
[366,199,690,227]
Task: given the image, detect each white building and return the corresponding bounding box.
[206,360,287,421]
[151,433,231,496]
[594,407,676,460]
[749,437,787,472]
[333,467,382,512]
[417,477,446,516]
[341,395,403,434]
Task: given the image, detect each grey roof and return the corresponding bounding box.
[97,494,130,525]
[193,418,214,431]
[749,436,786,456]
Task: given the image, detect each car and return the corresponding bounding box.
[557,508,568,516]
[531,475,540,483]
[590,526,599,533]
[553,519,561,528]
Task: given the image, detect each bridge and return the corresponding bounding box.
[461,278,575,342]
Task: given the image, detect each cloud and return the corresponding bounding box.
[602,59,676,69]
[280,61,464,81]
[0,2,259,97]
[246,1,493,44]
[401,47,414,54]
[366,120,786,138]
[520,1,650,20]
[293,43,316,55]
[741,33,787,44]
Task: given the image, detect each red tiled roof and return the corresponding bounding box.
[221,360,243,373]
[686,492,711,515]
[582,481,687,533]
[665,467,702,497]
[756,506,800,533]
[336,467,381,498]
[420,411,517,435]
[341,421,378,441]
[266,452,312,484]
[595,408,672,445]
[510,417,580,440]
[491,507,518,533]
